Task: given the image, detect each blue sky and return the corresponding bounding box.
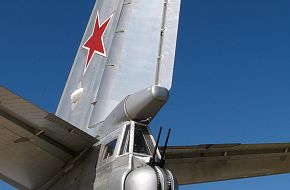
[1,0,290,189]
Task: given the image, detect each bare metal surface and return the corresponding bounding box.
[56,0,180,136]
[124,166,157,190]
[0,87,97,189]
[4,0,290,189]
[163,144,290,185]
[156,0,181,89]
[89,0,180,127]
[45,146,100,190]
[0,112,70,189]
[56,0,125,134]
[95,86,169,138]
[0,87,97,152]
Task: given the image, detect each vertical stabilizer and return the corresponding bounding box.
[56,0,181,136]
[56,0,124,134]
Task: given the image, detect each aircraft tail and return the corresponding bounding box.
[56,0,181,136]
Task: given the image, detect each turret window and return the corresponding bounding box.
[103,139,117,160]
[133,128,150,155]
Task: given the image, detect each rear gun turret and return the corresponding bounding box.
[125,165,178,190]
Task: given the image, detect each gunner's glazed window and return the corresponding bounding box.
[133,128,150,155]
[102,139,117,160]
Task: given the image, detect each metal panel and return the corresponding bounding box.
[156,0,181,89]
[0,86,97,189]
[89,0,181,128]
[0,87,97,153]
[162,144,290,185]
[0,115,69,189]
[56,0,125,133]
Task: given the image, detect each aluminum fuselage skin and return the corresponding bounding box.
[47,121,177,190]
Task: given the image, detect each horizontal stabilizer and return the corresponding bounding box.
[0,87,97,189]
[161,143,290,185]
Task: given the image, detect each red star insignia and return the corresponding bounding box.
[82,12,114,70]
